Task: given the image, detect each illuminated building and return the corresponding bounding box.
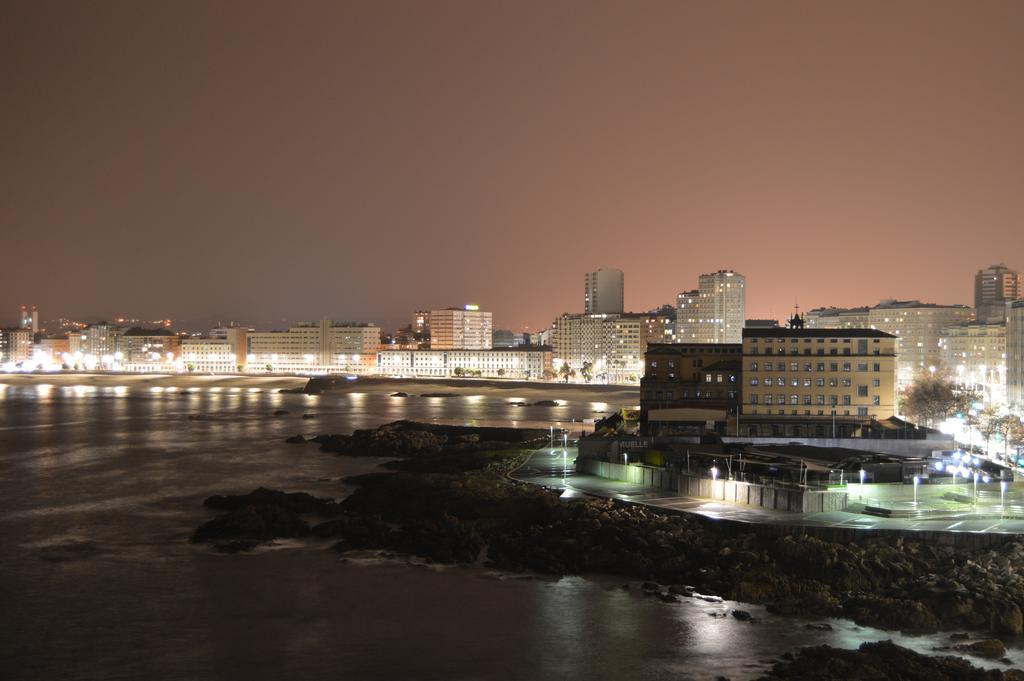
[247,319,378,374]
[428,306,492,350]
[20,305,38,334]
[1008,300,1024,413]
[550,312,645,383]
[642,305,677,345]
[0,328,33,364]
[740,327,898,437]
[180,337,244,373]
[675,270,745,344]
[975,264,1021,324]
[806,301,975,385]
[36,336,70,364]
[377,347,551,379]
[120,328,182,371]
[939,323,1007,404]
[584,268,624,314]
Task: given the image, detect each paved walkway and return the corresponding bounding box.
[511,446,1024,535]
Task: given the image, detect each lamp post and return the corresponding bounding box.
[973,471,980,510]
[859,468,866,501]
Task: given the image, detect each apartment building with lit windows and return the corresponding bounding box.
[939,322,1007,404]
[550,312,646,383]
[804,301,974,385]
[247,319,379,374]
[675,270,745,344]
[740,328,898,438]
[428,306,493,350]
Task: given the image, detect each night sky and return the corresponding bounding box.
[3,1,1023,332]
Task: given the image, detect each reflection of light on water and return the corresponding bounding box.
[71,385,94,396]
[150,387,164,393]
[465,395,484,402]
[590,402,608,411]
[248,388,261,393]
[230,387,241,393]
[112,386,128,396]
[208,387,222,392]
[35,384,54,396]
[165,386,178,393]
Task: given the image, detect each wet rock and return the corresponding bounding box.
[191,504,310,545]
[302,413,318,419]
[804,623,833,631]
[954,639,1007,658]
[532,400,559,407]
[273,409,289,416]
[732,609,752,621]
[657,593,679,603]
[285,434,306,444]
[757,640,1020,680]
[390,392,408,397]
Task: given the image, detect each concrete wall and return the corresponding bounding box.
[582,434,953,460]
[577,459,848,513]
[721,436,953,458]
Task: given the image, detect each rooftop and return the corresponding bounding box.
[743,328,896,339]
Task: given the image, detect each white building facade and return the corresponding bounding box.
[377,348,552,380]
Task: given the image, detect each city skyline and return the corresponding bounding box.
[5,259,1017,334]
[4,2,1024,332]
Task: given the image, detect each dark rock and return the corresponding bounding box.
[390,392,408,397]
[756,640,1021,680]
[804,623,833,631]
[273,409,289,416]
[191,504,310,545]
[990,600,1023,636]
[532,400,559,407]
[954,638,1007,658]
[732,609,753,621]
[302,413,318,419]
[285,434,306,444]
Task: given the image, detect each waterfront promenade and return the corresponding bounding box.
[512,446,1024,536]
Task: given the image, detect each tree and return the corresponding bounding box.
[900,374,975,427]
[453,367,465,378]
[496,368,506,377]
[998,414,1024,459]
[580,361,594,383]
[977,405,1001,456]
[558,362,572,383]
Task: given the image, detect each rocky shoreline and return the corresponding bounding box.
[193,421,1024,678]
